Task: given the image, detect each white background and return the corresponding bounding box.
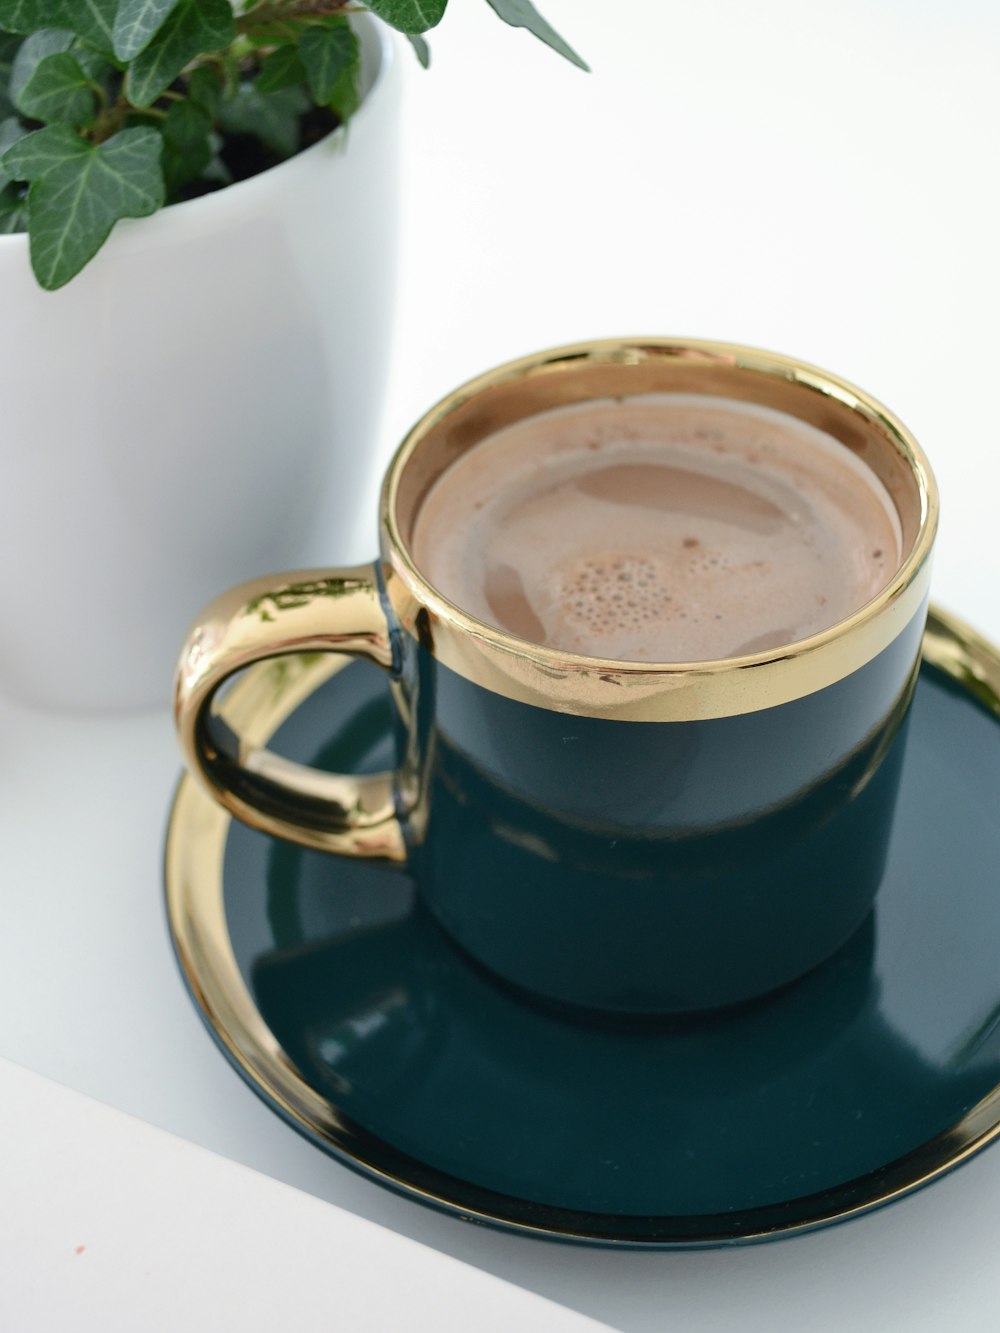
[2,2,1000,1329]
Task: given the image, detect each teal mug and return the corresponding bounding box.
[175,339,938,1016]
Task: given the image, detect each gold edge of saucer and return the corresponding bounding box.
[164,604,1000,1246]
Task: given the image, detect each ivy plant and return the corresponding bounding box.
[0,0,585,289]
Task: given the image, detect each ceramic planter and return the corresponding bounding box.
[0,16,401,710]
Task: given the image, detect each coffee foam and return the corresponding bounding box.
[411,395,903,663]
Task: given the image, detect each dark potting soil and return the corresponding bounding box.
[176,105,342,203]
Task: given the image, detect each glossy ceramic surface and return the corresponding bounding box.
[174,340,937,1011]
[0,17,400,709]
[396,613,924,1014]
[166,609,1000,1246]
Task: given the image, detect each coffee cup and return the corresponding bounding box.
[174,338,938,1017]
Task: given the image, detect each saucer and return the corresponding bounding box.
[165,608,1000,1248]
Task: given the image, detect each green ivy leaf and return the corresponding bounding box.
[217,84,307,157]
[0,0,117,52]
[0,112,26,188]
[482,0,588,71]
[0,112,66,172]
[326,60,358,122]
[0,30,22,75]
[255,42,305,94]
[15,50,95,124]
[9,27,72,104]
[405,33,430,68]
[2,123,165,289]
[185,61,221,116]
[298,21,357,106]
[0,180,27,231]
[56,0,116,52]
[363,0,447,36]
[0,32,21,115]
[113,0,180,62]
[0,2,60,34]
[160,95,210,194]
[127,0,234,107]
[9,26,108,93]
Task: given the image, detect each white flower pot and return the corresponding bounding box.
[0,16,401,711]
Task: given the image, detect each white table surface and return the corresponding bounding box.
[3,2,1000,1329]
[0,1058,610,1333]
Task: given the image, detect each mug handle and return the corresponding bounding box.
[173,565,406,862]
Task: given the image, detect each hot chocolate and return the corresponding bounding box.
[411,394,902,662]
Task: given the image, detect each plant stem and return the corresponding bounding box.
[95,98,167,142]
[197,51,231,71]
[235,0,352,35]
[91,102,125,143]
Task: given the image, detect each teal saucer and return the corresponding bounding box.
[165,609,1000,1247]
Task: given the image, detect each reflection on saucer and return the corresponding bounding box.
[168,612,1000,1245]
[251,861,999,1219]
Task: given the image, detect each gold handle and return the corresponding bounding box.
[174,566,406,861]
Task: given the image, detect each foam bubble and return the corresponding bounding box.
[556,555,678,644]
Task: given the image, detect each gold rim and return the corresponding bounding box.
[380,338,938,721]
[165,605,1000,1246]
